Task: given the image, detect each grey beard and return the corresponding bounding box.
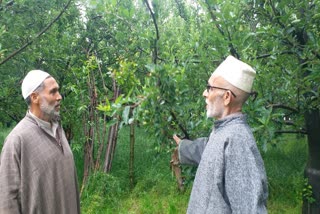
[52,113,61,122]
[40,104,60,122]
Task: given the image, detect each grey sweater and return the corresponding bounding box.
[179,113,268,214]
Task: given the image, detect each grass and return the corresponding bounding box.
[80,127,191,214]
[263,135,308,214]
[0,126,308,213]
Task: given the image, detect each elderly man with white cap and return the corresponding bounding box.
[0,70,80,213]
[173,56,268,213]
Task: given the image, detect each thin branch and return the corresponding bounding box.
[275,130,307,135]
[94,51,108,94]
[226,27,240,59]
[130,98,144,109]
[204,0,239,58]
[0,0,72,66]
[267,103,299,113]
[144,0,159,40]
[170,111,190,139]
[204,0,225,36]
[136,46,165,62]
[144,0,159,64]
[255,51,295,59]
[174,0,188,22]
[268,0,286,29]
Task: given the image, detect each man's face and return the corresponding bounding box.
[203,76,225,119]
[38,77,62,121]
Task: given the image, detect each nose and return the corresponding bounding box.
[56,91,62,101]
[203,89,208,97]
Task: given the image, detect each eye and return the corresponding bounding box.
[50,88,59,94]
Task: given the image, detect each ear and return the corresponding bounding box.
[30,92,40,104]
[223,91,232,106]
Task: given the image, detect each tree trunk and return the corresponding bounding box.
[129,108,135,190]
[103,80,120,173]
[81,128,94,194]
[103,123,118,173]
[104,122,119,173]
[81,70,97,194]
[303,109,320,213]
[94,114,108,171]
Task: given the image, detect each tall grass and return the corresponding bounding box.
[80,127,191,213]
[263,135,308,214]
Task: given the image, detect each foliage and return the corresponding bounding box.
[0,0,82,123]
[1,0,319,149]
[1,0,320,209]
[302,179,316,204]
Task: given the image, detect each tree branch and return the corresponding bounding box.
[226,27,240,59]
[275,130,307,135]
[204,0,225,36]
[144,0,159,64]
[204,0,239,58]
[268,0,286,29]
[174,0,188,22]
[255,51,295,59]
[0,0,72,66]
[267,103,299,113]
[94,51,109,94]
[170,111,190,139]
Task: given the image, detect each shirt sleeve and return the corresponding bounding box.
[178,137,208,166]
[224,140,268,214]
[0,134,22,214]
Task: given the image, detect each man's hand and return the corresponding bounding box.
[173,134,181,145]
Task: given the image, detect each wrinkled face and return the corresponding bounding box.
[203,76,225,119]
[38,77,62,121]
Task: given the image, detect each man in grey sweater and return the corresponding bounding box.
[174,56,268,213]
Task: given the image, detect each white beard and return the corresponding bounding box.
[40,97,60,121]
[206,96,223,119]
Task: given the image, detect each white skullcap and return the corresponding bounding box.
[21,70,50,99]
[212,55,256,93]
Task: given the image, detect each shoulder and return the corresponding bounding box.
[221,121,254,141]
[213,122,256,156]
[2,117,37,149]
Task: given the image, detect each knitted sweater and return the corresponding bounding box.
[179,113,268,214]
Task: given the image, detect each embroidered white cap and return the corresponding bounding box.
[212,56,256,93]
[21,70,50,99]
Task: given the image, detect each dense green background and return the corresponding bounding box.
[1,0,319,212]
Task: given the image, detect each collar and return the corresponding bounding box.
[28,111,59,138]
[214,112,246,129]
